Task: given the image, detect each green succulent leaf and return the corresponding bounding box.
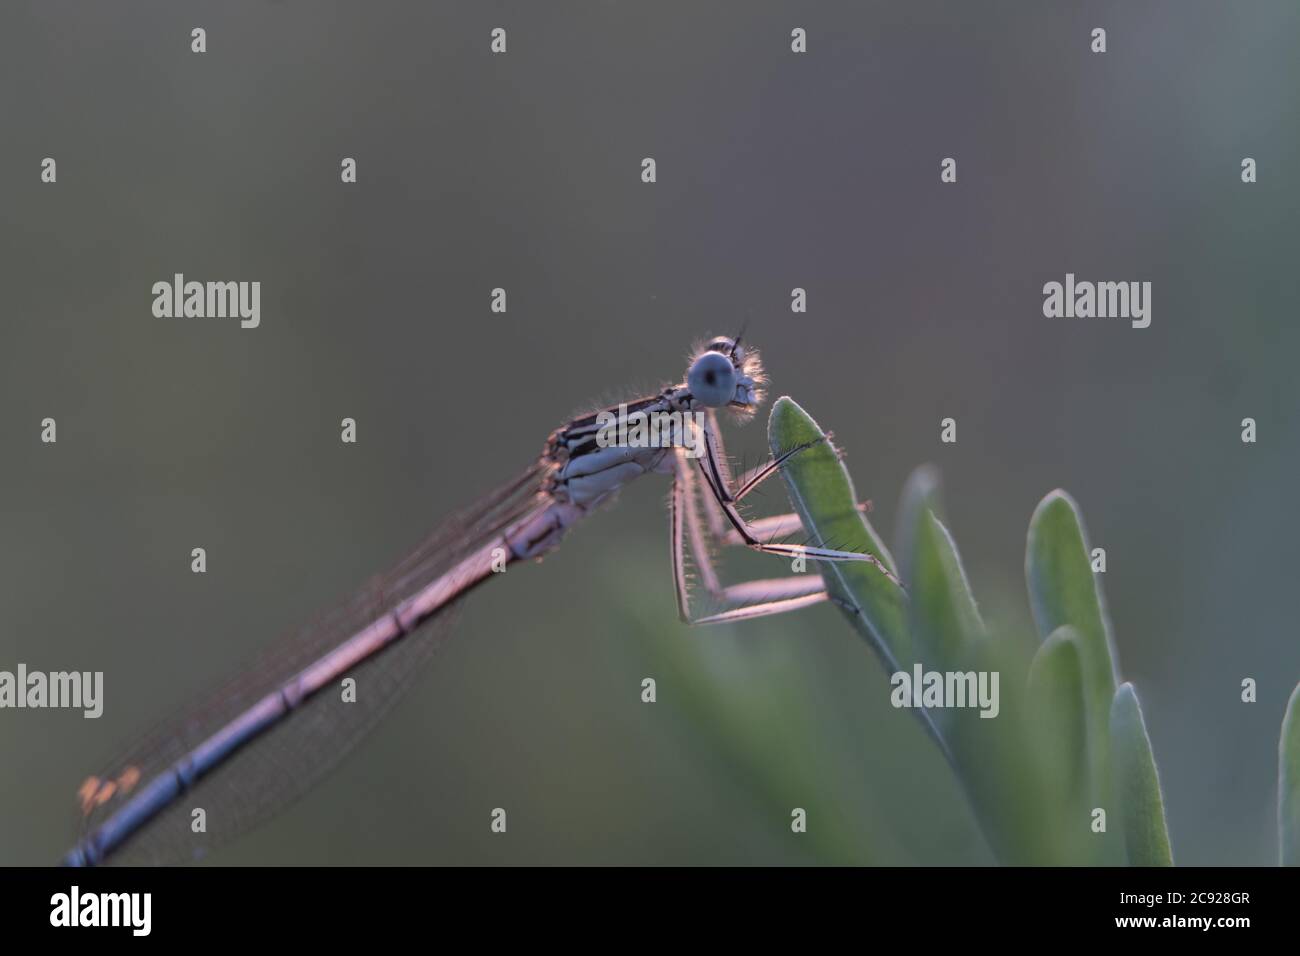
[1280,684,1300,866]
[769,401,1032,862]
[910,509,985,672]
[748,403,1177,868]
[893,464,942,585]
[767,396,911,670]
[1025,491,1118,800]
[1109,682,1173,866]
[1027,626,1088,799]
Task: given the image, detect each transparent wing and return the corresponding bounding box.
[71,463,548,864]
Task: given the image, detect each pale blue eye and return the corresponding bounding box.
[687,351,737,408]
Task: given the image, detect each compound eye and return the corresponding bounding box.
[687,351,738,408]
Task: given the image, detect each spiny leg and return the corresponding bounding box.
[718,506,871,547]
[704,409,737,488]
[672,449,721,600]
[670,417,902,624]
[689,587,828,625]
[733,436,827,502]
[710,406,839,505]
[695,419,904,587]
[701,411,872,547]
[671,447,830,625]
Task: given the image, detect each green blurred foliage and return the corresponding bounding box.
[619,397,1189,864]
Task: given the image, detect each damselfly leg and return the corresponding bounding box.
[671,415,901,625]
[698,410,873,546]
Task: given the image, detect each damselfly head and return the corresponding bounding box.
[685,336,766,417]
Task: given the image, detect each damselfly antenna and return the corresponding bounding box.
[730,319,750,357]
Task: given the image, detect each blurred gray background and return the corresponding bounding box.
[2,0,1298,864]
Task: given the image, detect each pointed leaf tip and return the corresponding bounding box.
[1025,489,1119,804]
[1110,682,1173,866]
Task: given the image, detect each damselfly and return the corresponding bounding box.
[64,336,896,865]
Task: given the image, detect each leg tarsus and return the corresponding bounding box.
[721,502,872,547]
[691,591,828,625]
